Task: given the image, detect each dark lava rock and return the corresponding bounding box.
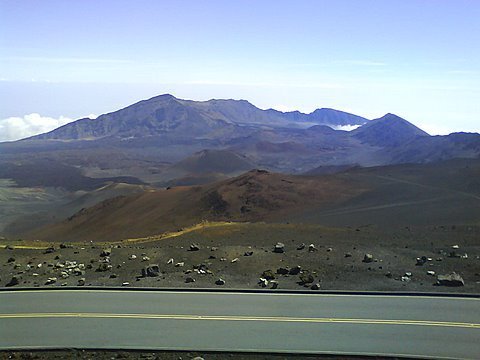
[289,266,302,275]
[311,283,320,290]
[44,247,56,254]
[100,249,112,257]
[185,277,195,283]
[189,244,200,251]
[416,256,427,266]
[436,272,465,287]
[276,267,289,275]
[273,242,285,253]
[299,272,314,285]
[363,254,374,263]
[7,257,15,263]
[142,264,160,277]
[262,269,276,280]
[6,276,20,287]
[96,263,112,272]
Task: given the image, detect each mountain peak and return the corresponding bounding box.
[352,113,429,146]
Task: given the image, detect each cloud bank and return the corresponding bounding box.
[0,113,78,142]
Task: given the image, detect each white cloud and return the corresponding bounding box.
[330,124,361,131]
[0,113,77,142]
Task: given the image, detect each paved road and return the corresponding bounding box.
[0,290,479,359]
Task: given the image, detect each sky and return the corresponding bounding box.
[1,0,479,141]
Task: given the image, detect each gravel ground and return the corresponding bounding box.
[1,223,479,292]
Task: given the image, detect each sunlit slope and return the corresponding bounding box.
[26,170,363,242]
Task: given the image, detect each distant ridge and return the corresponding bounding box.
[28,94,369,141]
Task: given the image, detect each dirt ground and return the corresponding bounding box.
[1,222,479,292]
[0,350,407,360]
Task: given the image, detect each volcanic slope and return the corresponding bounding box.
[26,170,363,242]
[26,158,480,242]
[293,158,480,228]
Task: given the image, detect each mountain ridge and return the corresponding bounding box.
[28,94,369,141]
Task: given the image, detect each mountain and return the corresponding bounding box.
[29,94,368,141]
[351,113,429,147]
[1,94,479,192]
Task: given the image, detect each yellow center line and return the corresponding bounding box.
[1,313,478,329]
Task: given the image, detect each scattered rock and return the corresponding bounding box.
[45,277,57,285]
[142,256,151,262]
[175,262,185,267]
[276,267,289,275]
[215,278,225,285]
[189,244,200,251]
[427,271,436,276]
[297,243,306,250]
[96,263,112,272]
[109,274,118,279]
[449,251,461,258]
[122,282,130,286]
[273,242,285,253]
[77,278,85,286]
[385,272,393,278]
[142,264,160,277]
[100,249,111,257]
[404,272,412,277]
[308,244,317,252]
[416,256,427,266]
[311,283,320,290]
[270,280,279,289]
[185,277,195,283]
[6,276,19,287]
[437,272,465,287]
[7,257,15,263]
[326,247,333,252]
[44,247,55,254]
[244,251,253,256]
[289,266,302,275]
[231,258,239,263]
[129,254,137,260]
[401,276,411,282]
[299,272,314,285]
[258,278,268,287]
[363,254,374,263]
[451,245,460,249]
[344,252,352,258]
[262,270,275,280]
[167,258,174,265]
[211,247,218,251]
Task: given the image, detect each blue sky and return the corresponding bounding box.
[1,0,479,140]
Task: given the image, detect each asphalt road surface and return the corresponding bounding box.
[0,289,479,359]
